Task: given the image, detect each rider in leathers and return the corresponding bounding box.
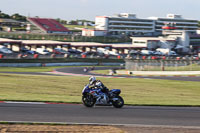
[89,76,109,95]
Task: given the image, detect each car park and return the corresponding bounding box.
[128,50,141,55]
[97,48,119,56]
[168,51,178,57]
[0,45,13,54]
[81,51,105,57]
[67,49,82,54]
[36,48,50,55]
[21,47,37,54]
[141,50,154,55]
[153,51,164,56]
[53,48,69,54]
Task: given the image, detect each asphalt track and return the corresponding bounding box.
[54,67,200,82]
[0,102,200,127]
[1,66,200,81]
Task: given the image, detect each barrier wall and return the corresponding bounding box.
[0,62,123,67]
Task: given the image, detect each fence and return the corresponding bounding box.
[125,59,200,71]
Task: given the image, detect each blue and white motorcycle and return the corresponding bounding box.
[82,84,124,108]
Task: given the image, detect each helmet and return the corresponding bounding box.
[89,76,96,85]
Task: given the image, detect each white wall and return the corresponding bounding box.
[95,17,108,30]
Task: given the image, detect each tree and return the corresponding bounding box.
[0,11,10,18]
[11,13,26,21]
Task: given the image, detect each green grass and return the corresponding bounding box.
[64,24,94,30]
[91,70,110,75]
[0,73,200,106]
[0,66,115,73]
[0,66,67,72]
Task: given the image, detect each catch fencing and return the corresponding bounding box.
[125,59,200,71]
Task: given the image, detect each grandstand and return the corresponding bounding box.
[27,17,69,34]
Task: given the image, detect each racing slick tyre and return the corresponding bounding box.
[112,96,124,108]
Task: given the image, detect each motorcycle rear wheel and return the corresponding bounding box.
[112,96,124,108]
[82,94,96,107]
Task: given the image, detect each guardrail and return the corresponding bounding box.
[0,53,125,60]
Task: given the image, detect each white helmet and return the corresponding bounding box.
[89,76,96,85]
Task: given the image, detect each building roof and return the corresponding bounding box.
[0,38,22,44]
[27,17,69,33]
[130,37,176,41]
[21,40,70,46]
[0,19,21,23]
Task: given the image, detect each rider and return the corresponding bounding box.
[89,76,109,94]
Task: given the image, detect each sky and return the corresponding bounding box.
[0,0,200,21]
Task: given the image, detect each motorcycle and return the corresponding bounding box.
[82,84,124,108]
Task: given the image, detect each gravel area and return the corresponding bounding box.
[1,124,200,133]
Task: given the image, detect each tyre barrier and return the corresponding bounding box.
[51,54,56,58]
[82,54,86,58]
[34,54,39,59]
[18,54,22,59]
[0,54,3,59]
[142,56,146,60]
[162,56,166,60]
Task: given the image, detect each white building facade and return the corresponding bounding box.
[95,13,155,36]
[82,29,107,36]
[149,14,198,33]
[95,13,198,36]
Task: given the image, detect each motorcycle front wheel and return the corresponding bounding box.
[112,96,124,108]
[82,94,96,107]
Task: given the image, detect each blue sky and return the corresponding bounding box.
[0,0,200,21]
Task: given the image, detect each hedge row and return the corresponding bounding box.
[0,32,131,43]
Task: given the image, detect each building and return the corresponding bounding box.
[131,37,176,50]
[82,29,107,36]
[95,13,155,36]
[149,14,198,34]
[27,18,70,34]
[0,19,23,32]
[189,34,200,54]
[131,27,193,54]
[95,13,199,36]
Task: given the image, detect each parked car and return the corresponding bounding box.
[153,51,164,56]
[0,45,13,54]
[128,50,141,55]
[97,48,119,56]
[36,48,50,55]
[21,47,37,55]
[168,51,178,57]
[67,49,82,54]
[141,50,154,55]
[81,51,105,57]
[53,48,69,54]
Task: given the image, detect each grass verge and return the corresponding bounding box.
[0,73,200,106]
[0,66,67,72]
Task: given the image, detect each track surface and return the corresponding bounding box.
[55,67,200,82]
[0,103,200,127]
[1,67,200,81]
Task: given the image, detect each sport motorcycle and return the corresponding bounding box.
[82,84,124,108]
